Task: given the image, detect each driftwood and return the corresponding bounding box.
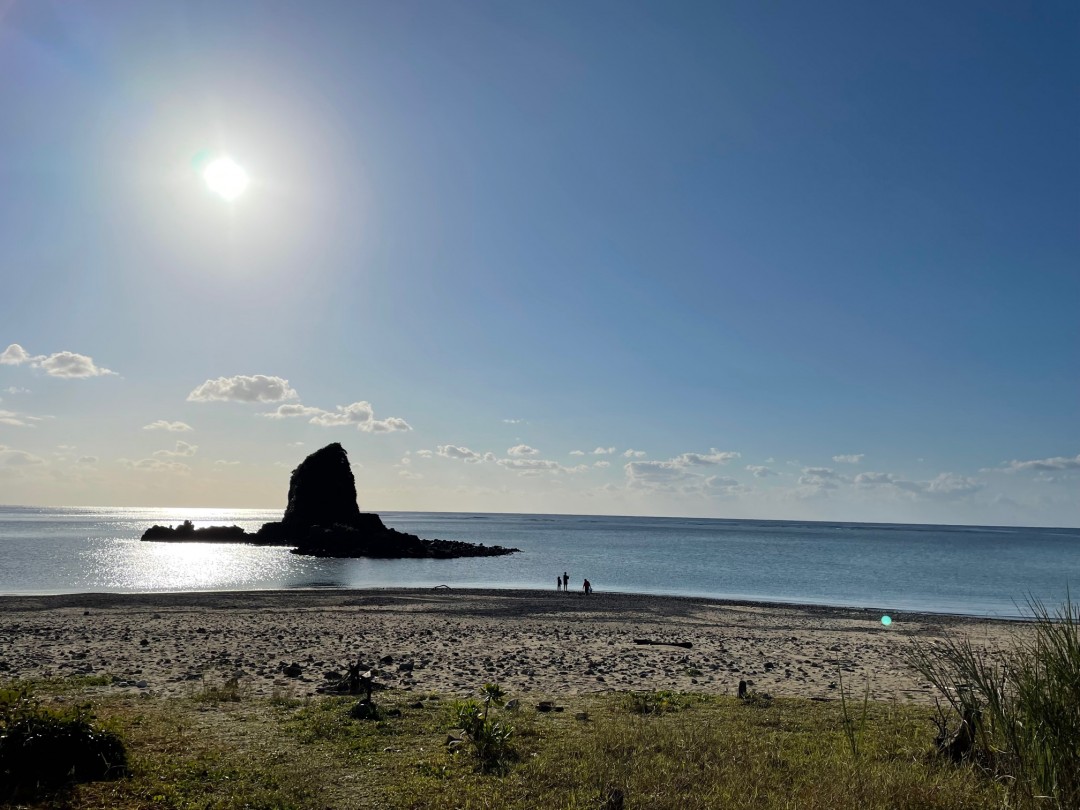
[633,638,693,649]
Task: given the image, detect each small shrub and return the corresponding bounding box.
[451,692,516,773]
[0,685,127,801]
[907,594,1080,809]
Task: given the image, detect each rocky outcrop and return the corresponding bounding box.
[141,444,519,559]
[141,521,247,542]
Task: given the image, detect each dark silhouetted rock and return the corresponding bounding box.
[141,520,247,542]
[141,444,520,560]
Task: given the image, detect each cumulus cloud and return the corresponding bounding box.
[0,344,34,365]
[415,449,434,459]
[38,352,116,378]
[154,440,198,458]
[4,386,30,395]
[188,375,297,403]
[143,420,193,432]
[593,447,616,455]
[746,465,778,478]
[798,467,842,490]
[623,449,646,458]
[508,444,540,457]
[0,445,46,466]
[497,458,583,474]
[594,460,611,468]
[0,409,44,427]
[260,403,325,419]
[119,457,191,474]
[1,343,115,377]
[438,445,485,463]
[833,454,864,464]
[76,456,98,464]
[214,459,240,466]
[671,449,741,467]
[295,401,412,433]
[995,453,1080,473]
[854,470,983,500]
[569,450,585,456]
[502,418,526,424]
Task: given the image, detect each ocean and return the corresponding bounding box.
[0,506,1076,618]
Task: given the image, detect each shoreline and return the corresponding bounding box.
[0,586,1035,623]
[0,588,1026,703]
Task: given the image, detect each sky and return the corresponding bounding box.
[1,1,1077,526]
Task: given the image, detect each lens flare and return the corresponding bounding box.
[202,156,249,201]
[881,615,892,626]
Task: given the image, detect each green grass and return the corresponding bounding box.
[0,676,1018,810]
[907,594,1080,809]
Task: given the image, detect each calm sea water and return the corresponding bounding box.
[0,506,1076,618]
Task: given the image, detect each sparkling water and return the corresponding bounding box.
[0,505,1076,618]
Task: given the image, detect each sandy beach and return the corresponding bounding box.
[0,589,1026,703]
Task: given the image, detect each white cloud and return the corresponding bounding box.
[594,460,611,468]
[502,418,526,424]
[38,351,116,378]
[76,456,98,464]
[0,409,44,427]
[746,465,778,478]
[854,470,983,500]
[2,344,116,377]
[214,459,240,466]
[438,445,485,463]
[593,447,616,455]
[833,454,864,464]
[483,451,498,463]
[996,453,1080,473]
[304,401,412,433]
[569,450,585,456]
[497,458,579,474]
[4,386,30,395]
[671,449,740,467]
[0,446,46,466]
[399,469,423,479]
[0,344,35,365]
[261,403,325,419]
[798,467,841,490]
[119,457,191,474]
[508,444,540,457]
[154,440,198,458]
[143,420,193,432]
[188,375,298,403]
[415,449,434,459]
[623,449,646,458]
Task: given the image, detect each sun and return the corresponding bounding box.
[202,156,249,201]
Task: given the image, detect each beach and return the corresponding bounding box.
[0,589,1025,703]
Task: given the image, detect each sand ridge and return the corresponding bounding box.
[0,589,1025,703]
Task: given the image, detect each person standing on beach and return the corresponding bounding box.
[583,578,591,595]
[557,575,562,592]
[562,571,568,591]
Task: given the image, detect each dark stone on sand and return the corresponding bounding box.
[140,443,520,560]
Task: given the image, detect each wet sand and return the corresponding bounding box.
[0,589,1026,703]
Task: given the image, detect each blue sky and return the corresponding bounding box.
[1,1,1077,525]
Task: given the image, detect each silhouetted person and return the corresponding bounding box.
[557,575,562,592]
[563,571,568,591]
[583,578,592,595]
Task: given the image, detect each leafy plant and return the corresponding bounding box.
[837,669,871,759]
[0,685,127,801]
[907,593,1080,809]
[451,685,516,773]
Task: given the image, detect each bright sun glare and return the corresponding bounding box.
[203,156,249,201]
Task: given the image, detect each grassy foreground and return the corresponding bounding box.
[2,677,1011,810]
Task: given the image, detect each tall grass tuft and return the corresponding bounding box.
[906,594,1080,808]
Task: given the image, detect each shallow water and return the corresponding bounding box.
[0,506,1076,618]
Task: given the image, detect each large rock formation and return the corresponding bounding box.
[141,443,519,559]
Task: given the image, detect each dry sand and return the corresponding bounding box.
[0,589,1027,703]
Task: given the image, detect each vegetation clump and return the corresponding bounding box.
[907,595,1080,809]
[449,683,516,772]
[0,685,127,802]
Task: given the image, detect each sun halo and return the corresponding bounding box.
[202,156,250,202]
